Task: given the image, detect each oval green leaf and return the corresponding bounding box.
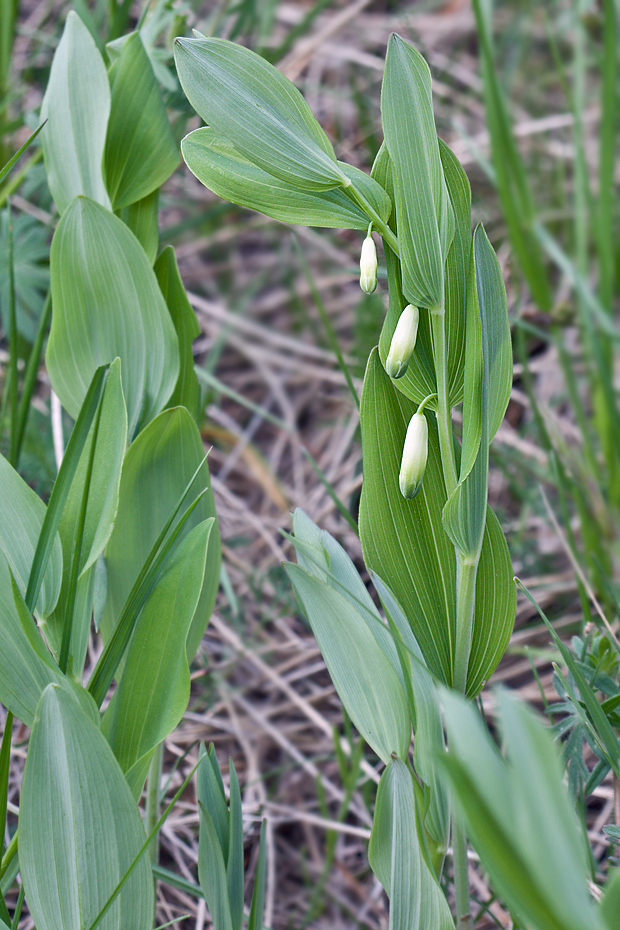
[101,407,220,664]
[19,684,154,930]
[41,359,127,677]
[46,196,179,436]
[284,561,411,764]
[359,349,514,696]
[102,520,213,794]
[380,34,454,309]
[174,36,348,192]
[41,11,111,214]
[104,32,179,210]
[182,127,391,230]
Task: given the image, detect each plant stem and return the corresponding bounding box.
[453,816,474,930]
[146,741,164,866]
[430,293,476,926]
[342,183,400,257]
[453,556,478,695]
[0,830,17,878]
[430,304,457,495]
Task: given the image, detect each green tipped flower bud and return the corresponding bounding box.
[385,304,419,378]
[359,235,378,293]
[399,411,428,499]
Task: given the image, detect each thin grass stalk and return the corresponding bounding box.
[6,200,18,467]
[13,290,52,467]
[58,388,105,674]
[293,235,360,410]
[596,0,617,315]
[87,485,209,706]
[0,149,43,209]
[9,882,24,929]
[146,740,164,867]
[453,815,474,930]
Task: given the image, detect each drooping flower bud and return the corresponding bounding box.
[359,235,378,293]
[385,304,419,379]
[399,411,428,499]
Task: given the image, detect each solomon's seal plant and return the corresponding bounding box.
[174,30,620,930]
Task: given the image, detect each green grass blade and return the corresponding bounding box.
[9,883,24,929]
[472,0,552,311]
[301,446,359,535]
[596,0,617,311]
[293,235,359,409]
[227,761,244,930]
[151,865,204,900]
[24,364,109,614]
[58,390,104,674]
[86,757,205,930]
[0,711,12,855]
[13,291,52,468]
[0,121,46,186]
[247,820,267,930]
[5,201,17,467]
[88,467,209,706]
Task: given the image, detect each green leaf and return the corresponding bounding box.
[198,802,234,930]
[290,509,403,684]
[472,0,552,311]
[284,561,411,764]
[601,871,620,930]
[19,684,154,930]
[227,762,244,930]
[181,128,390,230]
[377,139,471,409]
[380,34,454,309]
[359,349,514,696]
[0,452,61,620]
[368,759,453,930]
[465,508,515,697]
[154,246,201,422]
[0,559,97,727]
[119,190,159,264]
[46,196,179,436]
[42,358,127,678]
[101,407,220,664]
[439,139,472,404]
[40,12,111,214]
[174,36,349,192]
[442,224,512,560]
[439,688,605,930]
[370,573,449,853]
[197,744,230,864]
[0,121,46,187]
[26,365,108,617]
[101,520,212,794]
[104,32,179,210]
[247,820,267,930]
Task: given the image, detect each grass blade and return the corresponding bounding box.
[86,756,205,930]
[88,459,209,706]
[247,820,267,930]
[13,291,52,468]
[24,364,108,614]
[5,201,17,467]
[0,121,46,186]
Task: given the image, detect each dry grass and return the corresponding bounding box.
[2,1,614,927]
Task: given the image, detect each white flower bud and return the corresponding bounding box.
[399,412,428,500]
[385,304,419,379]
[359,235,377,293]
